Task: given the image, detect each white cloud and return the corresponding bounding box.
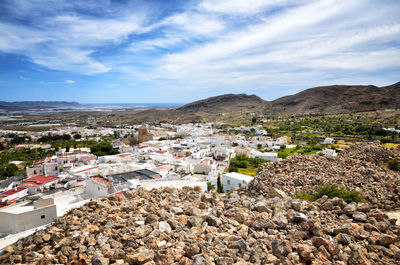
[65,80,75,84]
[198,0,297,15]
[0,1,149,74]
[131,0,400,94]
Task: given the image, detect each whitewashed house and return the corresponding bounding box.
[221,172,254,192]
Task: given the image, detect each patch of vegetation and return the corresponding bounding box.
[0,164,19,180]
[228,154,265,176]
[38,134,71,142]
[207,182,215,191]
[0,148,55,165]
[387,158,400,171]
[383,143,400,149]
[295,184,365,203]
[237,167,257,176]
[90,141,119,157]
[277,145,324,158]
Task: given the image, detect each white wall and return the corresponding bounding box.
[0,205,57,235]
[86,179,109,198]
[221,173,254,192]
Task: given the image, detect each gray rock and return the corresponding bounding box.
[293,212,308,223]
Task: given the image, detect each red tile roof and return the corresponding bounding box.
[92,176,111,187]
[23,175,59,184]
[20,181,41,187]
[0,187,27,197]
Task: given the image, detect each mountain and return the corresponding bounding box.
[177,94,266,113]
[0,101,81,110]
[266,82,400,114]
[129,94,267,123]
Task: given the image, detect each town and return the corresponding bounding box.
[0,121,308,246]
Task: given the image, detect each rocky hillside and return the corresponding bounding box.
[2,186,400,264]
[249,142,400,210]
[177,94,266,113]
[266,82,400,114]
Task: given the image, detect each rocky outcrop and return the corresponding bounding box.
[248,142,400,210]
[2,186,400,264]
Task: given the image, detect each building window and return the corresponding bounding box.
[41,215,45,219]
[34,170,37,175]
[98,187,100,191]
[227,180,231,185]
[239,183,242,187]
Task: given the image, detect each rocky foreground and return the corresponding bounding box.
[2,186,400,264]
[249,142,400,210]
[1,142,400,264]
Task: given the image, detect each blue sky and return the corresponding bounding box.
[0,0,399,103]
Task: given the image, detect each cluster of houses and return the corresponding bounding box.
[0,123,293,242]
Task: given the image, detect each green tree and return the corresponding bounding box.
[0,164,19,180]
[388,158,400,171]
[73,134,82,140]
[91,141,119,157]
[217,175,224,193]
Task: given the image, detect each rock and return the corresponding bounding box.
[192,255,208,265]
[189,216,203,227]
[254,201,269,212]
[270,188,288,199]
[158,221,172,233]
[272,239,291,257]
[298,244,314,261]
[348,248,372,265]
[42,234,51,242]
[145,214,159,224]
[273,213,288,228]
[343,203,357,216]
[206,215,221,227]
[293,212,308,223]
[252,218,275,230]
[127,248,154,264]
[352,212,368,222]
[91,253,109,265]
[380,234,396,246]
[337,233,352,245]
[320,201,334,211]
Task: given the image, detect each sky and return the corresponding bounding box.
[0,0,399,103]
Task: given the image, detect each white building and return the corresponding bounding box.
[323,138,334,144]
[0,199,57,235]
[250,150,278,162]
[322,149,337,157]
[220,172,254,192]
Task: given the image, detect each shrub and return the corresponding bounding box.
[296,184,365,203]
[387,158,400,171]
[295,191,316,202]
[207,182,215,191]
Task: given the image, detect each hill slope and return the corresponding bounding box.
[0,101,81,110]
[177,94,266,113]
[267,82,400,114]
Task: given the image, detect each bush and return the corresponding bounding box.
[295,191,316,202]
[91,142,119,157]
[207,182,215,191]
[296,184,365,203]
[387,158,400,171]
